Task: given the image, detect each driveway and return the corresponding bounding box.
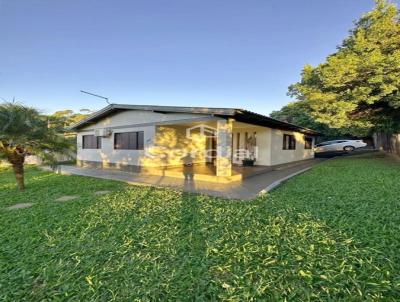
[315,147,378,158]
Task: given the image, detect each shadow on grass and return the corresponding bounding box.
[170,192,214,300]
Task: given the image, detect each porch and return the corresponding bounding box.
[53,158,321,200]
[140,118,268,183]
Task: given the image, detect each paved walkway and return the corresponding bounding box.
[53,159,324,200]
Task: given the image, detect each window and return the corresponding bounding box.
[283,134,296,150]
[114,131,144,150]
[82,135,101,149]
[304,136,313,149]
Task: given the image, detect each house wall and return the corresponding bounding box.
[77,125,156,170]
[77,110,212,170]
[76,109,315,170]
[257,128,272,165]
[140,125,207,167]
[232,125,271,166]
[231,123,315,166]
[269,129,315,165]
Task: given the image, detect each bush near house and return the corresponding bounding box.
[0,153,399,301]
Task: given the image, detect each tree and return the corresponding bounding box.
[0,102,70,190]
[270,101,343,139]
[47,109,91,132]
[288,0,400,136]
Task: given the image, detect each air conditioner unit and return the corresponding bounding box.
[94,128,112,137]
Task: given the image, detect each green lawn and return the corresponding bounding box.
[1,153,399,301]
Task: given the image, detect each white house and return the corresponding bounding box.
[69,104,318,183]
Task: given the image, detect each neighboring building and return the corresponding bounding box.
[69,104,319,183]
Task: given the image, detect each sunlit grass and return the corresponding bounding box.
[0,154,399,301]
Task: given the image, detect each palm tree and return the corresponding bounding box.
[0,102,70,190]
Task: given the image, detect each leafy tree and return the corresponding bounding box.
[289,0,400,135]
[0,102,70,190]
[48,109,91,132]
[270,101,342,139]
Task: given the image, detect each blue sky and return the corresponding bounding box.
[1,0,397,115]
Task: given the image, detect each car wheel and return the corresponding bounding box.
[343,146,355,152]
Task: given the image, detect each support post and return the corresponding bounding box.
[216,119,233,177]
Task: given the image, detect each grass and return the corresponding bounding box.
[0,153,399,301]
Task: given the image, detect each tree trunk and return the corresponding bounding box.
[8,153,25,191]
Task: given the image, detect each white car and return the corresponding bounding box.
[314,139,367,153]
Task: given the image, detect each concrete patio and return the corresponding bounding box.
[51,158,324,200]
[140,162,282,183]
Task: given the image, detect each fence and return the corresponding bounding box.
[373,132,400,157]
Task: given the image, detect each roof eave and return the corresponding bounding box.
[68,104,116,131]
[68,104,321,136]
[68,104,236,131]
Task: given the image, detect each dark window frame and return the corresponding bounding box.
[114,131,144,150]
[304,136,313,149]
[82,135,102,149]
[283,134,296,150]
